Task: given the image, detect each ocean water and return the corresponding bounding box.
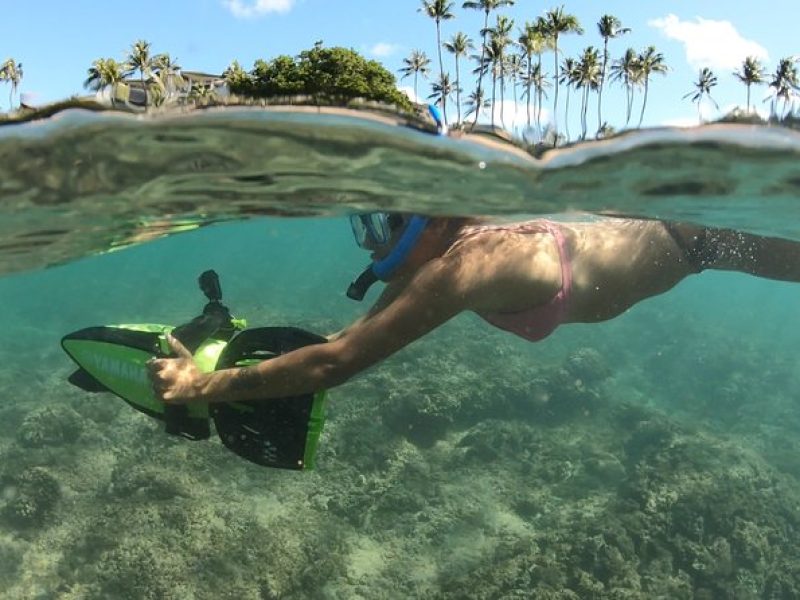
[0,107,799,598]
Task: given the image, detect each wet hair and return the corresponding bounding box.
[387,213,405,231]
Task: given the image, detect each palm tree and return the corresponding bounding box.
[596,15,630,133]
[428,72,455,123]
[462,0,515,115]
[419,0,455,108]
[127,40,154,107]
[150,53,184,103]
[483,39,507,127]
[635,46,668,128]
[543,6,584,141]
[153,54,183,90]
[487,15,514,129]
[529,18,551,138]
[12,61,23,108]
[84,59,108,93]
[1,59,23,109]
[558,57,579,141]
[767,57,800,119]
[188,82,218,107]
[575,47,600,139]
[399,50,432,101]
[506,53,523,127]
[610,48,639,127]
[444,32,473,125]
[518,20,549,128]
[0,64,5,110]
[683,67,718,122]
[84,58,130,106]
[734,56,766,114]
[464,87,490,123]
[470,49,491,125]
[520,62,550,141]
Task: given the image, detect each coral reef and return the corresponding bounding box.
[2,226,800,598]
[4,325,799,598]
[17,404,84,448]
[0,536,23,585]
[0,466,61,529]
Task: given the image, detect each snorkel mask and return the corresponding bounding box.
[347,212,429,300]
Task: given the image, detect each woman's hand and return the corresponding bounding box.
[147,334,208,404]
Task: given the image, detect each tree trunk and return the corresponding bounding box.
[491,72,497,127]
[536,55,543,139]
[625,83,633,126]
[638,79,649,128]
[552,36,560,142]
[455,57,461,125]
[581,86,588,139]
[512,74,518,128]
[524,55,532,127]
[536,84,544,139]
[436,21,447,124]
[597,39,608,133]
[500,74,506,129]
[475,11,490,103]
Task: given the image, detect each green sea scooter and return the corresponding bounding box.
[61,270,327,471]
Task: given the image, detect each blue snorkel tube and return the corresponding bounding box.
[347,107,442,301]
[372,215,429,279]
[347,215,429,301]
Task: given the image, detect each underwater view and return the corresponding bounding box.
[4,0,800,596]
[1,107,800,599]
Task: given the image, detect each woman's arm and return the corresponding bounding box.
[148,256,470,404]
[326,275,410,341]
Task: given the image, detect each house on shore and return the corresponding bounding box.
[96,70,229,107]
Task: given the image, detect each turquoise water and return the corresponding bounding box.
[1,108,800,598]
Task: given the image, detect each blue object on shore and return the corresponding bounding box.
[427,104,447,135]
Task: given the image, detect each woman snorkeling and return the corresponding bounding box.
[147,213,800,404]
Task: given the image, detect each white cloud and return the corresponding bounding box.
[223,0,295,18]
[468,99,551,138]
[648,14,768,71]
[368,43,400,58]
[490,99,539,130]
[661,116,700,128]
[399,85,552,137]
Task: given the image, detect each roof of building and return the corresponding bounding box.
[182,71,224,82]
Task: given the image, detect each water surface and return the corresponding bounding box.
[1,107,799,598]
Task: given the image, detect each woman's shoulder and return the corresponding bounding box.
[447,218,557,249]
[441,221,553,279]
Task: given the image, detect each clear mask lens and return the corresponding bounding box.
[349,213,393,248]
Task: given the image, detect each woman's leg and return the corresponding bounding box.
[665,221,800,283]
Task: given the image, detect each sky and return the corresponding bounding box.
[2,0,797,132]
